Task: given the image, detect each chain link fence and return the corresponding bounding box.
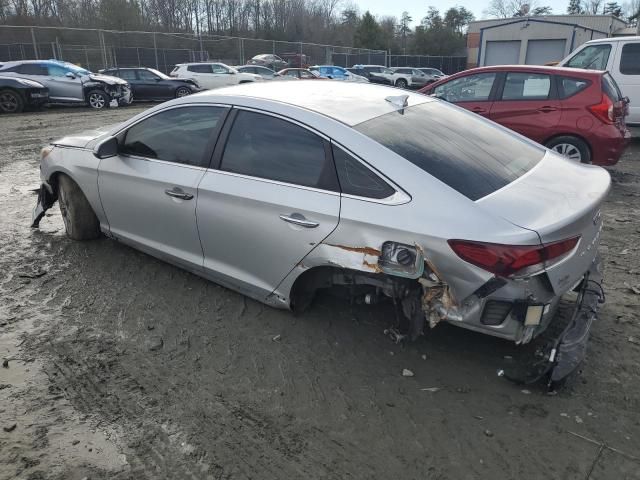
[0,25,388,73]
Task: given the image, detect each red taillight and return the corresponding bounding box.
[588,94,614,124]
[447,237,580,277]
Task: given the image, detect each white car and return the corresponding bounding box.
[558,36,639,125]
[170,62,262,90]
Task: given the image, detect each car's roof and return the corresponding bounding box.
[450,64,604,77]
[176,62,225,66]
[585,36,640,44]
[197,81,433,126]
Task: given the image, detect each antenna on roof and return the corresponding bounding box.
[385,94,409,113]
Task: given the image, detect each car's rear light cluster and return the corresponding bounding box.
[447,237,580,277]
[588,94,615,124]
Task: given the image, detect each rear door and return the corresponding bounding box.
[98,105,228,269]
[613,41,640,125]
[186,64,214,88]
[196,109,341,300]
[489,71,560,143]
[431,71,498,117]
[137,68,171,98]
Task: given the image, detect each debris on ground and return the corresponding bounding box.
[402,369,414,377]
[2,358,8,368]
[420,387,440,392]
[272,334,281,342]
[484,429,494,437]
[3,423,17,433]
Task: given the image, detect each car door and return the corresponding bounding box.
[431,72,498,117]
[14,63,51,96]
[489,71,560,144]
[196,109,341,300]
[186,64,214,89]
[114,69,141,98]
[97,105,229,269]
[211,63,236,86]
[45,64,84,101]
[137,69,171,99]
[613,41,640,125]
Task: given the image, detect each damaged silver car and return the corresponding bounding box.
[31,81,608,386]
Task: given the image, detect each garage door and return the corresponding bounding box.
[484,41,521,66]
[525,39,567,65]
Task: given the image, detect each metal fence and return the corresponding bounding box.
[388,55,467,74]
[0,25,387,74]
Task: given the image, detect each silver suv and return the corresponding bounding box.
[0,60,130,109]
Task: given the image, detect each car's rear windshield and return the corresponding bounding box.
[354,102,545,200]
[602,72,623,101]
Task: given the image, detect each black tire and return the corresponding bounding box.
[396,78,408,89]
[57,174,101,240]
[0,89,24,113]
[175,86,191,98]
[545,136,591,164]
[86,89,109,110]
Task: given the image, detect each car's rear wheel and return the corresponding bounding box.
[0,89,24,113]
[175,86,191,98]
[57,174,101,240]
[87,89,109,110]
[545,136,591,164]
[396,78,408,89]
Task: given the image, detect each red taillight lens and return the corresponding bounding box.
[588,94,614,124]
[448,237,580,277]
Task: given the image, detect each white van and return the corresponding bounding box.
[558,37,640,125]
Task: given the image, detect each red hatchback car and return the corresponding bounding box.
[419,65,630,165]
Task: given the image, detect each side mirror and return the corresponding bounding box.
[93,137,118,159]
[155,77,162,82]
[65,72,76,79]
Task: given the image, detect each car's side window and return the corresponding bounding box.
[566,44,611,70]
[187,64,212,73]
[17,63,47,75]
[300,71,313,78]
[332,145,395,199]
[558,77,590,99]
[501,72,551,100]
[138,69,158,81]
[118,70,138,81]
[220,110,337,190]
[48,65,69,77]
[620,43,640,75]
[433,73,496,103]
[212,64,229,74]
[120,106,226,167]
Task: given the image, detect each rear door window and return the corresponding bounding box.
[118,69,138,81]
[188,64,212,73]
[501,72,551,100]
[332,145,395,199]
[355,102,544,201]
[17,63,47,75]
[558,77,590,98]
[121,106,226,167]
[602,72,623,101]
[565,44,611,70]
[619,43,640,75]
[433,73,497,103]
[220,110,337,190]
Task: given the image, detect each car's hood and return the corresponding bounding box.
[52,124,120,149]
[238,72,262,81]
[85,73,128,86]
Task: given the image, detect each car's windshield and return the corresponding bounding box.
[565,44,611,70]
[147,68,170,79]
[355,102,545,200]
[65,63,91,75]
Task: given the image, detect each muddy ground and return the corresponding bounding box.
[0,106,639,480]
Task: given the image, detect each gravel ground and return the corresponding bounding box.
[1,106,639,480]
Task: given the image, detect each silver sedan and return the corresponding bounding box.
[32,81,609,384]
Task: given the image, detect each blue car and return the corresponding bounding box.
[309,65,368,83]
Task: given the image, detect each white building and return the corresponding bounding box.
[466,15,628,68]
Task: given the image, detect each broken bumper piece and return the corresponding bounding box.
[502,255,604,386]
[31,183,56,228]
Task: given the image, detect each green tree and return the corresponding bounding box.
[567,0,585,13]
[354,11,384,49]
[532,5,553,14]
[398,11,412,53]
[603,1,623,16]
[443,6,474,33]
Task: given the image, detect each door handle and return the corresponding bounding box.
[164,188,193,200]
[537,106,557,113]
[279,213,319,228]
[471,107,487,114]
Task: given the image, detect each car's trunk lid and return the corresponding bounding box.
[477,152,610,293]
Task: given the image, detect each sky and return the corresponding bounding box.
[353,0,571,25]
